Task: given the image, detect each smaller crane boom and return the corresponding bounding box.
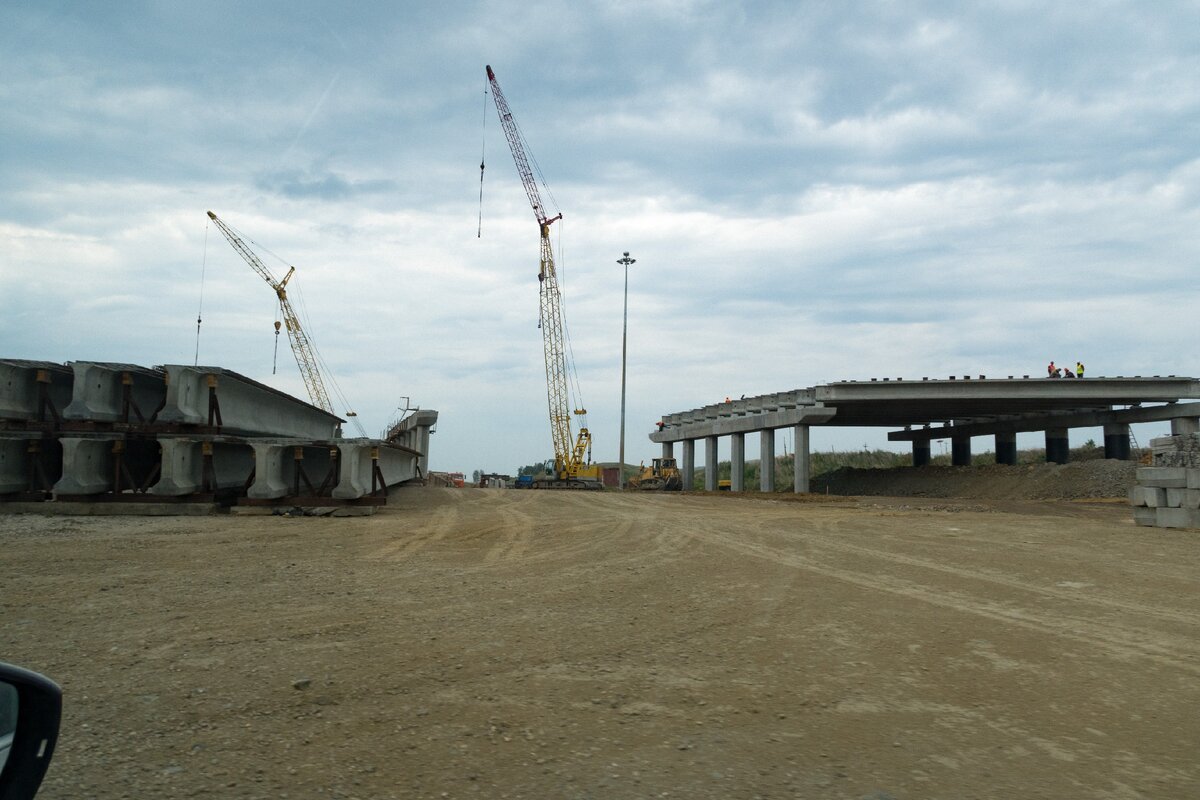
[206,210,334,414]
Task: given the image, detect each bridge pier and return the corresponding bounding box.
[912,440,931,466]
[1172,417,1199,436]
[1046,427,1070,464]
[759,429,775,492]
[995,432,1018,465]
[704,435,718,491]
[681,439,695,491]
[1104,423,1131,460]
[730,432,745,492]
[793,424,810,493]
[951,435,972,466]
[661,441,673,460]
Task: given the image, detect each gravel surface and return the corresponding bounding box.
[3,486,1198,799]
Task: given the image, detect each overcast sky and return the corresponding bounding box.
[2,1,1198,474]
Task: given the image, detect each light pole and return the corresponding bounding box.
[617,251,636,488]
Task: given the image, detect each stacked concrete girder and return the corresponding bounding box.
[62,362,165,423]
[386,409,439,477]
[0,360,73,424]
[1,359,438,510]
[651,377,1200,493]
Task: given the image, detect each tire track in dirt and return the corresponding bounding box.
[367,500,462,560]
[683,520,1200,675]
[771,516,1200,629]
[737,503,1200,628]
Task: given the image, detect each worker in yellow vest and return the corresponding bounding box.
[1076,361,1085,378]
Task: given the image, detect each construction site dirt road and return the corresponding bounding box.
[3,488,1198,799]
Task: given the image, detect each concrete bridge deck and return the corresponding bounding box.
[651,376,1200,492]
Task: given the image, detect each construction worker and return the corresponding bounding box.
[1063,365,1075,378]
[1076,361,1085,378]
[1047,361,1057,378]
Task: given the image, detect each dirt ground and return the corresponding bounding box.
[2,487,1199,800]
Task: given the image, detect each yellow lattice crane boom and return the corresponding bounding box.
[486,65,601,488]
[206,210,334,415]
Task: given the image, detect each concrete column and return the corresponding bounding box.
[912,441,931,467]
[1103,423,1131,460]
[760,429,775,492]
[681,440,695,491]
[704,435,718,491]
[793,424,810,493]
[661,441,674,460]
[1171,417,1200,436]
[54,436,117,495]
[995,432,1017,465]
[248,442,289,499]
[1045,427,1069,464]
[730,432,745,492]
[951,436,972,466]
[150,438,201,496]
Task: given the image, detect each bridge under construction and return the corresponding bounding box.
[651,375,1200,494]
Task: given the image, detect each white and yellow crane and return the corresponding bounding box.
[207,210,360,432]
[486,65,602,489]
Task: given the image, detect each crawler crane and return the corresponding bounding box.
[207,210,356,429]
[486,65,602,489]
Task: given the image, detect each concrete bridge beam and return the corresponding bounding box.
[157,366,341,439]
[248,442,290,499]
[54,436,118,495]
[333,442,420,499]
[0,361,73,423]
[149,438,255,497]
[62,362,164,423]
[0,435,40,493]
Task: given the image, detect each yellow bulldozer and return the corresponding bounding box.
[629,457,683,491]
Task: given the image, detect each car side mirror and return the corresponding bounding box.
[0,663,62,800]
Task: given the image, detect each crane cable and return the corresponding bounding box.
[194,220,209,366]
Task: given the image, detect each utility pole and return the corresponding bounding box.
[617,251,636,488]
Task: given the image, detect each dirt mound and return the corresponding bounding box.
[812,458,1138,500]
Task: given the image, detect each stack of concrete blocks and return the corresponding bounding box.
[1,359,438,507]
[1130,424,1200,530]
